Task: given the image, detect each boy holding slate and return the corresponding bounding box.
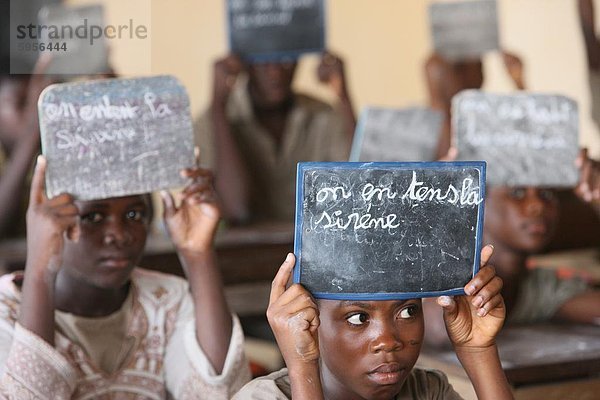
[424,153,600,348]
[0,73,251,398]
[233,249,512,400]
[426,0,524,159]
[194,51,356,224]
[0,154,251,399]
[424,51,525,159]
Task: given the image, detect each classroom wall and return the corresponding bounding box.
[68,0,600,157]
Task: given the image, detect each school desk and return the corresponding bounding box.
[1,234,596,316]
[417,323,600,400]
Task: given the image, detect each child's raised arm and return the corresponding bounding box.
[575,148,600,209]
[20,155,79,345]
[438,245,514,400]
[160,154,231,373]
[266,254,324,400]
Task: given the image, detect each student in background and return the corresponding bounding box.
[194,52,356,225]
[424,152,600,347]
[0,155,251,398]
[579,0,600,130]
[424,51,525,159]
[0,56,52,239]
[233,248,513,400]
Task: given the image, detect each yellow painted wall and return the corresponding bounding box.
[68,0,600,156]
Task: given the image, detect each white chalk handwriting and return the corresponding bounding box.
[401,171,483,206]
[311,171,482,232]
[55,128,137,150]
[315,210,400,231]
[43,92,173,122]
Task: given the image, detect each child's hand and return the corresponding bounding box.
[211,54,244,110]
[317,51,349,99]
[25,156,79,278]
[575,148,600,204]
[501,50,525,90]
[161,160,220,254]
[267,253,320,368]
[438,245,505,350]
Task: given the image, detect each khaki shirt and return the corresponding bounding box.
[232,367,464,400]
[194,77,351,222]
[508,268,588,324]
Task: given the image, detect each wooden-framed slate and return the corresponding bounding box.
[453,90,579,187]
[349,106,443,162]
[429,0,499,61]
[293,161,486,300]
[38,75,195,200]
[227,0,325,62]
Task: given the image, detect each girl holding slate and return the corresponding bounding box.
[0,155,250,398]
[233,247,513,400]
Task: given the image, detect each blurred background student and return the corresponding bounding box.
[194,51,356,225]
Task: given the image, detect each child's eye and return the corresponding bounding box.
[509,188,526,200]
[538,189,556,203]
[398,305,418,319]
[126,210,145,221]
[347,313,368,326]
[81,212,103,224]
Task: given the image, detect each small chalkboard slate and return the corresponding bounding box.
[8,0,62,74]
[453,90,579,187]
[350,106,443,162]
[294,161,486,300]
[429,0,499,61]
[39,75,195,200]
[227,0,325,62]
[38,3,109,75]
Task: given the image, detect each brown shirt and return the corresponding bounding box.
[232,367,464,399]
[194,77,351,222]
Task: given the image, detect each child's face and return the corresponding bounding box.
[484,186,559,254]
[60,195,151,289]
[317,299,424,400]
[247,61,297,109]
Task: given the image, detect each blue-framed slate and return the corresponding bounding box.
[38,75,195,200]
[293,161,486,300]
[453,90,579,187]
[429,0,499,61]
[227,0,325,62]
[38,3,109,75]
[350,106,443,162]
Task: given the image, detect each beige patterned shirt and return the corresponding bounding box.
[0,268,251,399]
